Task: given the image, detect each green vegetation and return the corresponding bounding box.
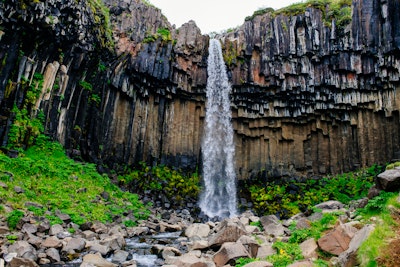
[118,162,200,205]
[245,0,352,31]
[246,165,380,218]
[79,80,93,91]
[266,241,303,267]
[0,139,150,226]
[6,210,24,230]
[7,73,45,150]
[143,28,172,44]
[356,191,400,266]
[87,0,113,48]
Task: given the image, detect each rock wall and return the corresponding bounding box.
[0,0,399,179]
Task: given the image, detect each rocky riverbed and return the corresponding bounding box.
[0,199,381,267]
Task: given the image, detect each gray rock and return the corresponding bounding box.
[185,223,210,238]
[256,244,275,258]
[377,169,400,191]
[46,247,61,262]
[314,200,345,210]
[7,241,37,261]
[8,257,39,267]
[49,224,64,236]
[299,238,318,259]
[208,219,247,247]
[242,261,273,267]
[338,224,375,267]
[86,241,111,255]
[111,250,129,264]
[63,237,86,252]
[213,242,250,267]
[42,236,62,248]
[82,253,117,267]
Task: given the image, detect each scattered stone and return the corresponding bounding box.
[0,226,10,234]
[63,237,86,252]
[82,253,117,267]
[46,247,61,262]
[314,200,344,210]
[317,223,358,255]
[208,219,247,247]
[377,169,400,191]
[299,238,318,259]
[14,186,24,194]
[338,224,375,267]
[185,223,210,238]
[213,242,250,267]
[49,224,64,236]
[112,250,129,264]
[42,236,62,248]
[256,244,275,258]
[8,257,39,267]
[242,261,273,267]
[7,241,37,261]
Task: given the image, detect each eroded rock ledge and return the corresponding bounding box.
[0,0,399,179]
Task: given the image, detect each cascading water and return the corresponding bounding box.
[199,39,237,219]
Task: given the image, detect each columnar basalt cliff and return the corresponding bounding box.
[0,0,399,179]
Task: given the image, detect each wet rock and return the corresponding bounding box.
[82,253,117,267]
[111,250,129,264]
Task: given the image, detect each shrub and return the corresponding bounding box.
[7,210,24,229]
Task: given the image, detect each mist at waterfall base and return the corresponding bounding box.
[199,39,238,219]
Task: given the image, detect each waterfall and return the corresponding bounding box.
[199,39,237,219]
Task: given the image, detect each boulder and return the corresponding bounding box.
[314,201,344,210]
[8,257,39,267]
[63,237,86,252]
[317,223,358,255]
[185,223,210,238]
[377,169,400,191]
[22,223,38,234]
[299,238,318,259]
[46,247,61,262]
[42,236,62,248]
[82,253,117,267]
[287,259,314,267]
[213,242,250,267]
[166,253,212,267]
[260,215,285,237]
[238,235,259,258]
[242,261,273,267]
[100,234,126,251]
[256,244,275,258]
[126,226,149,237]
[86,241,111,255]
[111,250,129,264]
[8,241,37,261]
[49,224,64,236]
[338,225,375,267]
[208,219,246,247]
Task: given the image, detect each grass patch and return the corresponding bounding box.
[0,138,150,226]
[245,164,379,218]
[356,191,400,266]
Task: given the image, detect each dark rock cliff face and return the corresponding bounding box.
[0,0,399,179]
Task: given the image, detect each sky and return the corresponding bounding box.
[149,0,301,34]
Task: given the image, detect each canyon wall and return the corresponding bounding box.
[0,0,399,179]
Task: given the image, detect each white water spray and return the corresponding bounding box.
[199,39,237,219]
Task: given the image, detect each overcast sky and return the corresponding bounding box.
[149,0,301,33]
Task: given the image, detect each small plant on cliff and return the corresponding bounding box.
[143,28,172,44]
